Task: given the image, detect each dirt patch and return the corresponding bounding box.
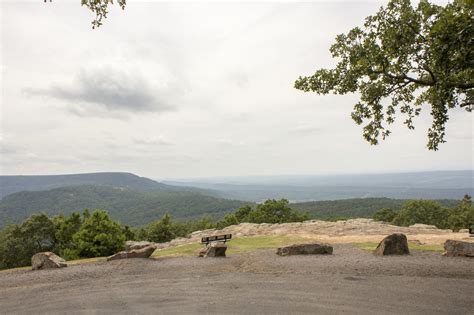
[1,244,472,314]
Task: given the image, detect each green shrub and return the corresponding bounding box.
[372,208,397,222]
[391,200,448,228]
[71,209,125,258]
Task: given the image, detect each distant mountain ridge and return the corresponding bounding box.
[164,170,473,202]
[0,184,249,228]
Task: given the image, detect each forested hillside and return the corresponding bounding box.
[0,185,250,227]
[291,198,460,220]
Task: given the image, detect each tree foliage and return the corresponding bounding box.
[72,209,125,258]
[372,208,397,222]
[446,194,474,231]
[44,0,126,29]
[218,199,310,227]
[81,0,126,29]
[373,195,473,230]
[391,199,448,227]
[295,0,473,150]
[0,214,57,269]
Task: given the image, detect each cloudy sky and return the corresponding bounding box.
[1,0,472,178]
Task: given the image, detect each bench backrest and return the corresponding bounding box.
[201,234,232,244]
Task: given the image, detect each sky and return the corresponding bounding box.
[1,0,472,178]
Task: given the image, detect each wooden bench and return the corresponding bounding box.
[201,234,232,245]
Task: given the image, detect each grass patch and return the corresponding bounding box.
[67,257,106,265]
[152,235,312,259]
[354,242,444,252]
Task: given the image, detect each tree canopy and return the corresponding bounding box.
[44,0,126,29]
[81,0,126,28]
[295,0,473,150]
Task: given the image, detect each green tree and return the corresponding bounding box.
[295,0,473,150]
[184,216,216,233]
[0,225,29,269]
[372,208,398,222]
[121,225,136,241]
[145,213,176,243]
[0,213,57,269]
[446,194,474,231]
[248,199,310,224]
[53,212,82,259]
[216,213,239,229]
[392,200,448,228]
[72,209,125,258]
[234,205,253,222]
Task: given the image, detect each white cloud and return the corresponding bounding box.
[1,1,472,177]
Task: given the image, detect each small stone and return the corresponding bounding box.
[443,240,474,257]
[374,233,410,256]
[198,242,227,257]
[276,243,333,256]
[31,252,67,270]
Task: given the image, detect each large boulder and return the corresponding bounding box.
[443,240,474,257]
[125,241,156,251]
[198,242,227,257]
[107,246,156,261]
[276,243,333,256]
[374,233,410,256]
[31,252,67,270]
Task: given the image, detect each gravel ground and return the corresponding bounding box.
[1,244,473,314]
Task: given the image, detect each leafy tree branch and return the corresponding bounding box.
[295,0,473,150]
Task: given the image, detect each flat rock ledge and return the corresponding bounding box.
[198,242,227,257]
[276,243,333,256]
[107,246,156,261]
[31,252,67,270]
[443,240,474,257]
[374,233,410,256]
[125,241,156,251]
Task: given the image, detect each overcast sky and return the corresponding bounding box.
[1,0,472,178]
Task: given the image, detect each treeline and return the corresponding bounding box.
[1,197,472,270]
[0,199,308,269]
[372,195,473,231]
[292,197,460,220]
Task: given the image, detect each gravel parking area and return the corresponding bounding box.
[1,244,473,314]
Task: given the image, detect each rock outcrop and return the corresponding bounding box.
[198,242,227,257]
[31,252,67,270]
[125,241,156,251]
[443,240,474,257]
[409,224,437,229]
[276,243,333,256]
[107,246,156,261]
[373,233,410,256]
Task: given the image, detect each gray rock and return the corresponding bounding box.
[31,252,67,270]
[443,240,474,257]
[198,242,227,257]
[107,246,156,261]
[276,243,333,256]
[374,233,410,256]
[125,241,156,251]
